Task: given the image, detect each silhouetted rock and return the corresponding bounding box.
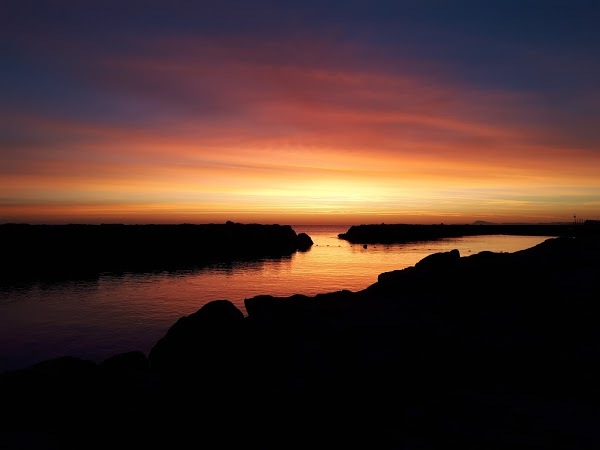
[3,234,600,448]
[296,232,313,251]
[101,350,149,373]
[148,299,246,383]
[415,248,460,270]
[338,222,580,243]
[100,350,150,386]
[0,222,314,284]
[0,356,99,429]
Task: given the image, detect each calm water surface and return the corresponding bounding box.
[0,225,553,372]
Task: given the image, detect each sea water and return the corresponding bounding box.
[0,225,553,372]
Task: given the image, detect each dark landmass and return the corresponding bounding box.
[473,220,573,226]
[2,229,600,448]
[0,222,313,284]
[338,221,598,244]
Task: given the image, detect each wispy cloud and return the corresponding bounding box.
[1,30,599,224]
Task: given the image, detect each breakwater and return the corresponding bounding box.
[338,222,583,244]
[0,222,313,282]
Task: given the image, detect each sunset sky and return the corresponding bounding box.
[2,0,599,225]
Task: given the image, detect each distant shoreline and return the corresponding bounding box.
[4,220,593,283]
[337,222,596,244]
[0,222,313,284]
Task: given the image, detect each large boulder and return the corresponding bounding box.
[148,299,246,383]
[414,248,460,271]
[296,232,313,251]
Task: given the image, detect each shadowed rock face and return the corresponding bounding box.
[2,234,600,448]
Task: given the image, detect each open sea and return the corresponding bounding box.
[0,225,553,373]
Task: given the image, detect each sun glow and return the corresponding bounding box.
[2,33,600,225]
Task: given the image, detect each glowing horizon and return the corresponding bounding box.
[2,2,599,225]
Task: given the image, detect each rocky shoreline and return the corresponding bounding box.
[2,232,600,448]
[0,222,313,284]
[337,222,589,244]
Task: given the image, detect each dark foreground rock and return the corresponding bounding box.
[0,222,313,283]
[2,234,600,449]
